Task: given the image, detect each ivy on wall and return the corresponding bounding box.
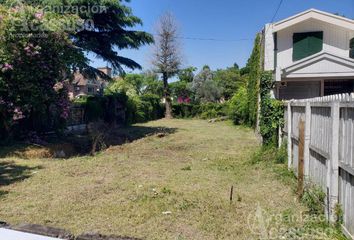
[259,71,284,146]
[246,34,262,127]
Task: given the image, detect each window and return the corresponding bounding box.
[293,31,323,61]
[87,86,94,93]
[350,38,354,59]
[273,32,278,68]
[324,80,354,96]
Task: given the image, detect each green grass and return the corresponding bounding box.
[0,119,342,239]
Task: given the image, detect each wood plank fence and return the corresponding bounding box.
[283,93,354,239]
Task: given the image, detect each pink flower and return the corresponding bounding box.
[13,107,25,120]
[35,12,44,20]
[2,63,14,71]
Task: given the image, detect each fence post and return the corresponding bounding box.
[287,101,292,170]
[329,102,340,223]
[297,120,305,198]
[304,101,311,178]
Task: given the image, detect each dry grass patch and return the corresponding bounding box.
[0,119,339,239]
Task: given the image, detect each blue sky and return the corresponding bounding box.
[90,0,354,73]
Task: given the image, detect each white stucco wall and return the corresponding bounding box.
[264,24,274,71]
[276,19,354,69]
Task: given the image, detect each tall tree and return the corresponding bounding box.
[214,64,243,100]
[191,66,222,103]
[11,0,154,76]
[152,12,182,118]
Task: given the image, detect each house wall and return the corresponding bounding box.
[276,19,354,69]
[264,24,275,71]
[278,81,320,100]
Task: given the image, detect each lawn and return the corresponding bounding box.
[0,119,339,239]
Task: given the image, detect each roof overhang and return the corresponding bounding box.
[272,9,354,32]
[281,52,354,79]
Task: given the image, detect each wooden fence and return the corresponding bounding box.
[284,93,354,239]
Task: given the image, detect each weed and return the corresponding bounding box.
[178,199,196,211]
[161,187,172,195]
[302,185,326,215]
[181,166,191,171]
[334,203,344,228]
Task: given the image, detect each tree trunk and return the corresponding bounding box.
[163,73,173,119]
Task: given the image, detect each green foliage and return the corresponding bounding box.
[228,86,248,125]
[246,34,262,127]
[252,144,288,164]
[33,0,153,72]
[121,72,163,96]
[0,0,152,139]
[142,72,164,96]
[214,65,243,100]
[105,79,138,97]
[169,80,192,101]
[104,72,164,124]
[191,66,222,103]
[302,186,326,215]
[334,203,344,228]
[125,94,164,124]
[181,166,191,171]
[259,71,284,146]
[275,140,287,164]
[0,3,77,138]
[82,93,128,125]
[178,67,196,83]
[172,103,228,119]
[123,74,145,95]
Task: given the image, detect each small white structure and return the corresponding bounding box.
[263,9,354,100]
[0,228,63,240]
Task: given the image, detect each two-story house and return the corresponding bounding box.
[68,67,111,99]
[263,9,354,100]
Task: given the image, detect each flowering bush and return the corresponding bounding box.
[0,3,81,139]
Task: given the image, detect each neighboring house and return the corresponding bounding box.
[68,67,111,99]
[263,9,354,100]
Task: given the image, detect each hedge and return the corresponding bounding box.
[172,102,229,119]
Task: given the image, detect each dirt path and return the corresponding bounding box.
[0,119,317,239]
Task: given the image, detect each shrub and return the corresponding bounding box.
[302,185,326,215]
[172,102,228,119]
[228,86,248,125]
[125,94,164,124]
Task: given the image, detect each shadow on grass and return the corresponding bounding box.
[0,161,42,187]
[0,126,178,158]
[98,125,178,153]
[115,125,178,142]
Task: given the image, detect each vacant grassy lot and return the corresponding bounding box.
[0,119,340,239]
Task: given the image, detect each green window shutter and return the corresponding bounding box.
[350,38,354,59]
[293,31,323,61]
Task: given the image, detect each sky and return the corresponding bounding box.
[90,0,354,73]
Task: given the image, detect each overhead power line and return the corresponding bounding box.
[153,34,253,42]
[175,36,252,42]
[271,0,285,23]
